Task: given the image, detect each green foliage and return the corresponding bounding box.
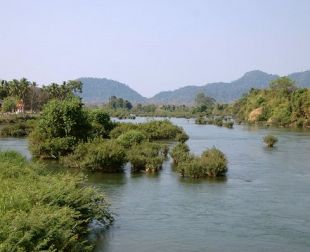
[170,143,190,165]
[194,92,216,114]
[117,130,147,148]
[263,135,278,147]
[233,77,310,128]
[177,147,228,178]
[29,98,90,159]
[0,151,112,251]
[138,120,188,141]
[127,142,165,172]
[110,120,188,142]
[43,80,83,101]
[108,96,133,110]
[2,96,17,112]
[0,120,35,137]
[88,109,115,138]
[62,138,127,172]
[200,148,228,177]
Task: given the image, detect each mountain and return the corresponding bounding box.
[149,70,278,104]
[78,70,310,105]
[149,70,310,104]
[78,77,146,104]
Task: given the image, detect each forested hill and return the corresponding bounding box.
[78,77,146,104]
[149,70,310,104]
[78,70,310,104]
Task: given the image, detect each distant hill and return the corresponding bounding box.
[149,70,310,104]
[78,77,146,104]
[78,71,310,105]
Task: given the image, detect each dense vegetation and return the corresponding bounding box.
[0,78,82,113]
[0,121,35,137]
[170,143,228,178]
[0,151,113,251]
[29,97,91,159]
[233,77,310,128]
[28,97,188,175]
[62,138,127,172]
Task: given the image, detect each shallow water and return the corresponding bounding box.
[1,118,310,252]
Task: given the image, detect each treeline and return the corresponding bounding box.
[232,77,310,128]
[98,92,226,119]
[0,78,82,112]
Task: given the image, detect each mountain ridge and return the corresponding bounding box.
[78,70,310,104]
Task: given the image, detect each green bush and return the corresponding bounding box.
[1,96,17,112]
[0,120,35,137]
[223,121,234,129]
[117,130,147,148]
[29,98,91,159]
[88,109,115,138]
[263,135,278,147]
[176,147,228,178]
[127,142,165,172]
[0,151,113,251]
[200,147,228,177]
[109,123,138,139]
[170,143,190,165]
[62,138,127,172]
[110,120,188,143]
[138,120,188,141]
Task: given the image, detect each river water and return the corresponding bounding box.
[1,118,310,252]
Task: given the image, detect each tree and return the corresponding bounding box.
[29,97,90,158]
[2,97,17,112]
[269,77,296,93]
[195,92,216,113]
[0,80,9,99]
[108,96,133,110]
[43,80,83,100]
[8,78,30,100]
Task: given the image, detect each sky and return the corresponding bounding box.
[0,0,310,97]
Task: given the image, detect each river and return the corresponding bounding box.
[1,118,310,252]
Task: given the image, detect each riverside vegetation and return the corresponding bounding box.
[0,151,113,251]
[28,97,190,174]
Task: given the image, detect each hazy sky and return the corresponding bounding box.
[1,0,309,97]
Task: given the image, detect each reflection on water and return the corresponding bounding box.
[1,118,310,252]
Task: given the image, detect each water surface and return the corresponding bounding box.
[1,118,310,252]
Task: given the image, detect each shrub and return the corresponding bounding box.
[195,116,207,125]
[29,98,91,159]
[110,120,188,143]
[0,151,112,251]
[109,123,138,139]
[223,121,234,129]
[200,147,228,177]
[263,135,278,147]
[175,132,189,143]
[127,142,165,172]
[214,118,223,127]
[88,109,115,138]
[117,130,147,148]
[62,138,127,172]
[0,120,35,137]
[176,147,228,178]
[138,120,188,141]
[170,143,190,165]
[1,97,17,112]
